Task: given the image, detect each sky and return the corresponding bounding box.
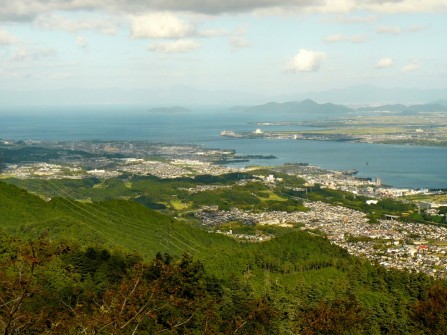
[0,0,446,103]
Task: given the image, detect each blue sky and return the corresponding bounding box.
[0,0,446,101]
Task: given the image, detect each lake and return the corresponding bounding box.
[0,105,446,189]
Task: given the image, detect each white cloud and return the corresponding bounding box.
[377,25,423,35]
[363,0,447,14]
[324,34,367,43]
[229,28,250,49]
[11,49,33,61]
[11,47,56,62]
[76,36,88,48]
[148,39,200,53]
[230,36,250,49]
[401,60,420,73]
[130,12,195,39]
[286,49,326,72]
[1,1,447,22]
[35,14,119,35]
[0,28,19,45]
[405,25,423,33]
[335,14,377,24]
[199,29,229,38]
[376,57,393,69]
[377,26,402,35]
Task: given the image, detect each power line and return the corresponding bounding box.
[49,182,191,252]
[26,183,183,258]
[49,179,203,252]
[20,177,203,255]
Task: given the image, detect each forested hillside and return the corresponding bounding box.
[1,182,447,334]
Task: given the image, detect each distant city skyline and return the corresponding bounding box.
[0,1,446,104]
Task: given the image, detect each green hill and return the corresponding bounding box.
[240,99,353,115]
[0,181,227,259]
[1,181,447,334]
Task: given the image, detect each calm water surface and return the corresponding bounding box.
[0,106,445,189]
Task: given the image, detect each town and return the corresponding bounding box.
[1,139,447,277]
[196,201,447,277]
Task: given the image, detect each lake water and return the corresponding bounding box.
[0,105,446,189]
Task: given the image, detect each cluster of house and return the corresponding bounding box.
[171,159,240,176]
[213,229,273,242]
[343,241,446,277]
[196,201,447,277]
[4,163,83,179]
[178,184,232,194]
[120,160,190,179]
[120,158,240,178]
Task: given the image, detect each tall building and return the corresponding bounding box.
[375,177,381,186]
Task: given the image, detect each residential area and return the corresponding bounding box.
[2,139,447,277]
[196,201,447,277]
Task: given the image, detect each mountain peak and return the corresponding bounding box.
[237,99,352,114]
[301,99,317,104]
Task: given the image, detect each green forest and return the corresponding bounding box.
[6,169,437,225]
[1,181,447,334]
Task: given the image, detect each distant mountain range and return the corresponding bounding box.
[230,99,447,115]
[233,99,352,114]
[1,85,446,106]
[276,85,447,105]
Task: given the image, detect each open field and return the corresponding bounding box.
[170,199,191,210]
[404,194,447,203]
[258,190,288,202]
[244,113,447,146]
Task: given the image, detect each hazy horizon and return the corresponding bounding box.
[1,1,446,107]
[1,85,447,107]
